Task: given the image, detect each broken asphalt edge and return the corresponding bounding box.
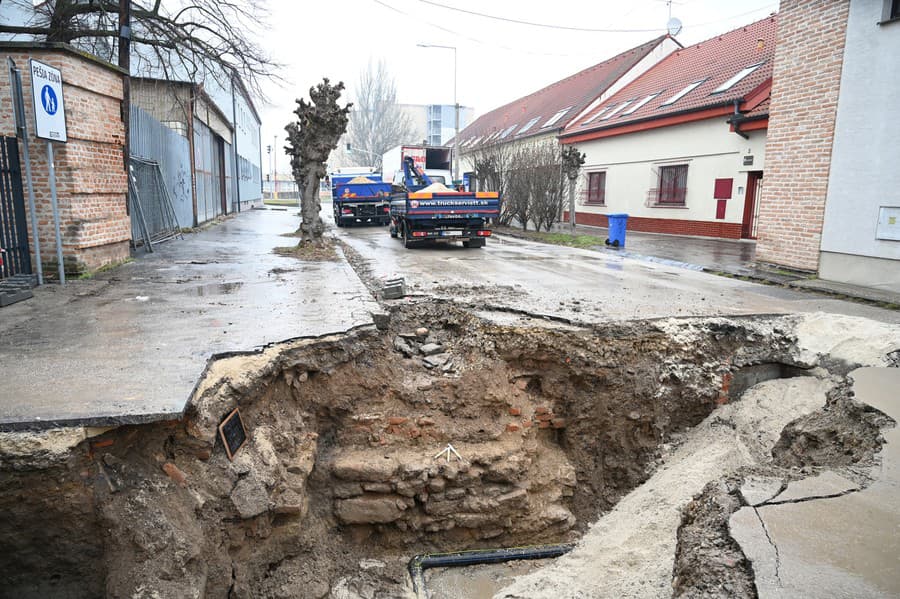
[0,243,381,433]
[0,322,380,433]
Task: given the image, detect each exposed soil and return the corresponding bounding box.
[0,301,893,599]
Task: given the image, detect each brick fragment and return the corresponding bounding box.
[162,462,187,486]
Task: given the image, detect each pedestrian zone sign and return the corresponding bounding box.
[30,60,67,143]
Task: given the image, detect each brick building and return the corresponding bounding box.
[757,0,900,290]
[0,43,130,274]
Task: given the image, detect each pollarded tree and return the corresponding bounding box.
[285,78,351,244]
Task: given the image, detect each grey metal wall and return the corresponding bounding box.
[129,106,193,228]
[193,118,224,224]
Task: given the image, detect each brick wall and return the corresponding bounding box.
[754,0,850,271]
[0,44,129,275]
[564,211,743,239]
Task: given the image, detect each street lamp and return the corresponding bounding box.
[416,43,458,186]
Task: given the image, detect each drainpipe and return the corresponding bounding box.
[730,99,749,140]
[408,543,574,598]
[230,72,241,213]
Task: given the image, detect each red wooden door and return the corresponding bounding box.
[741,171,763,239]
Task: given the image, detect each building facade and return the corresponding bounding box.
[559,17,775,239]
[757,0,899,289]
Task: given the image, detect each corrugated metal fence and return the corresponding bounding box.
[130,106,194,227]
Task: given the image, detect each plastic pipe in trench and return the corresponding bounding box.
[408,543,575,597]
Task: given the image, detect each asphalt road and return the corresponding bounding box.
[334,221,900,325]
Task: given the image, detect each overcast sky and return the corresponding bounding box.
[258,0,780,175]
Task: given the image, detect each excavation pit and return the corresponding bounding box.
[0,302,892,598]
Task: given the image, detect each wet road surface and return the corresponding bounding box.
[335,223,900,325]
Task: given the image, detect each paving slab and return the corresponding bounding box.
[768,471,858,504]
[732,367,900,598]
[739,476,785,506]
[0,209,377,430]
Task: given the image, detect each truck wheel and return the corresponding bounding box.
[403,225,415,249]
[463,239,485,248]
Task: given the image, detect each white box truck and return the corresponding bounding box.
[382,145,453,188]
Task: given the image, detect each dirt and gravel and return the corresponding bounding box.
[0,292,897,598]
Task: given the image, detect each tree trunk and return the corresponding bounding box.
[298,168,324,244]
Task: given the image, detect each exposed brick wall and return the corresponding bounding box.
[755,0,850,271]
[564,211,743,239]
[0,45,129,275]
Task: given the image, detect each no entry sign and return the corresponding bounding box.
[30,60,67,143]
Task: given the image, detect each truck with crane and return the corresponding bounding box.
[382,145,453,189]
[389,156,500,248]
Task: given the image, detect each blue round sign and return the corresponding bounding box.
[40,85,58,115]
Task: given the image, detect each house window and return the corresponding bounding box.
[656,165,688,206]
[542,106,572,128]
[586,172,606,205]
[711,62,765,94]
[883,0,900,21]
[660,79,707,107]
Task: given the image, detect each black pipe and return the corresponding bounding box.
[729,99,750,139]
[408,543,575,597]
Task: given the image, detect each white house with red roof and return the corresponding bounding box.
[559,16,776,240]
[455,35,681,182]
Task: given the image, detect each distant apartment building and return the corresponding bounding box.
[400,103,475,146]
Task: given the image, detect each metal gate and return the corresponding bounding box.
[0,137,31,279]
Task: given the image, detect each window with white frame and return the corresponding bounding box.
[585,171,606,205]
[542,106,572,128]
[655,164,688,206]
[711,62,765,94]
[660,80,707,106]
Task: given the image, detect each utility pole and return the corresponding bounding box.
[273,135,278,201]
[118,0,131,170]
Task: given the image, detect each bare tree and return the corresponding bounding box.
[468,140,514,224]
[0,0,278,96]
[285,79,351,245]
[345,59,415,170]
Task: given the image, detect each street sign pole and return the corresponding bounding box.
[7,58,43,284]
[46,142,65,285]
[29,59,68,285]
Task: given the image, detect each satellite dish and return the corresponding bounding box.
[667,17,683,37]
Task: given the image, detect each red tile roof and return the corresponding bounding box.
[561,15,777,139]
[456,35,672,149]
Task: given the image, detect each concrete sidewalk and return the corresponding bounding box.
[543,223,900,306]
[0,209,378,430]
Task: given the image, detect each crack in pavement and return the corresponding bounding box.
[761,486,861,507]
[753,505,781,584]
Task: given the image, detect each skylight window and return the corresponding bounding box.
[600,100,634,120]
[542,106,572,128]
[517,116,541,135]
[711,62,765,94]
[499,124,518,139]
[660,79,707,107]
[622,92,661,115]
[581,105,615,126]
